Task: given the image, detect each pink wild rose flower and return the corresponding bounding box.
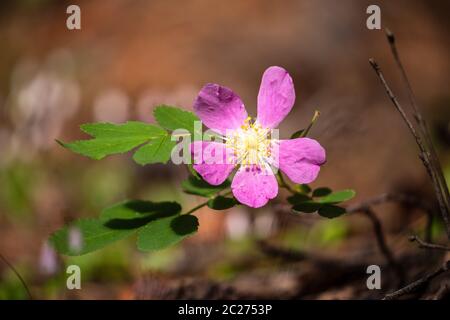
[190,66,326,208]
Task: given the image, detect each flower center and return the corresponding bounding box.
[226,117,272,166]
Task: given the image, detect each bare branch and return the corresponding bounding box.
[409,235,450,251]
[369,58,450,239]
[347,192,434,242]
[357,206,405,284]
[383,260,450,300]
[433,283,449,300]
[384,29,450,240]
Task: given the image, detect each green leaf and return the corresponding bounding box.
[137,214,199,251]
[187,164,201,179]
[50,200,182,256]
[290,110,320,139]
[287,193,311,205]
[295,184,312,194]
[312,187,332,197]
[316,189,356,204]
[207,196,237,210]
[59,121,166,160]
[318,205,346,218]
[290,129,305,139]
[132,132,176,165]
[291,201,322,213]
[100,200,181,222]
[182,176,230,197]
[154,105,201,138]
[49,218,136,256]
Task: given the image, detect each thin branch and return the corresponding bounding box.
[433,283,449,300]
[0,252,33,300]
[257,240,309,262]
[347,192,434,242]
[257,240,366,270]
[409,235,450,251]
[383,260,450,300]
[368,59,421,143]
[357,206,405,284]
[385,29,450,219]
[369,59,450,239]
[346,192,432,213]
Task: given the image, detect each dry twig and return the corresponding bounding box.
[383,260,450,300]
[347,192,434,242]
[369,30,450,239]
[409,235,450,251]
[385,29,450,227]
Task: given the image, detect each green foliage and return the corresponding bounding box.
[207,196,237,210]
[52,104,357,255]
[290,110,320,139]
[58,121,173,164]
[287,193,311,205]
[317,205,346,218]
[290,129,305,139]
[315,190,356,204]
[182,175,230,197]
[137,214,198,251]
[295,184,312,194]
[312,187,332,197]
[132,132,176,165]
[153,105,201,138]
[49,200,196,255]
[292,201,322,213]
[66,241,132,282]
[290,187,356,219]
[50,218,136,256]
[99,200,181,221]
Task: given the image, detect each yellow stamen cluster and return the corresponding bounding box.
[226,117,272,166]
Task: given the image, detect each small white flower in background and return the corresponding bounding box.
[39,242,59,276]
[225,208,251,240]
[254,210,277,238]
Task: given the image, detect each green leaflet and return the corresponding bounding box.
[316,190,356,204]
[49,218,136,256]
[59,121,176,164]
[290,188,356,219]
[182,176,230,197]
[133,132,176,165]
[49,200,188,256]
[153,105,202,138]
[207,196,237,210]
[137,214,199,251]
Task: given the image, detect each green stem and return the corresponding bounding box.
[0,253,32,300]
[277,171,296,194]
[300,110,320,138]
[184,189,233,215]
[184,201,209,215]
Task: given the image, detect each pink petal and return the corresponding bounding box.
[231,165,278,208]
[194,83,248,135]
[278,138,326,184]
[190,141,236,185]
[257,66,296,129]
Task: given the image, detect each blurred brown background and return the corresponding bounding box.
[0,0,449,299]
